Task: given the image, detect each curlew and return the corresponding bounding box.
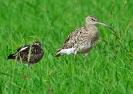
[8,41,44,67]
[55,16,114,62]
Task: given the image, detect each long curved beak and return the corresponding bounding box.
[98,22,115,32]
[97,21,120,40]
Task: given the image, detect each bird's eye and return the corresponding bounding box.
[91,18,95,21]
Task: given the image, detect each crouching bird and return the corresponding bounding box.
[8,41,44,67]
[55,16,115,63]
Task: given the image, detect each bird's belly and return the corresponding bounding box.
[77,47,93,54]
[77,41,97,54]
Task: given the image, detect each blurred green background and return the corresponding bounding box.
[0,0,133,94]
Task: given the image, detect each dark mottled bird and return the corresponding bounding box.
[8,41,44,67]
[55,16,115,62]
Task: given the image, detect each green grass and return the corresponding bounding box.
[0,0,133,94]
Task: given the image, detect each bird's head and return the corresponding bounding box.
[33,41,41,46]
[85,16,115,32]
[85,16,99,25]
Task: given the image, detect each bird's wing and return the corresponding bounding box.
[17,45,30,52]
[57,27,84,52]
[10,45,29,57]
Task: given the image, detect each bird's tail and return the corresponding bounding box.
[55,51,61,57]
[7,54,16,59]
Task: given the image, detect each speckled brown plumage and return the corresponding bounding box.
[8,42,44,66]
[55,16,114,62]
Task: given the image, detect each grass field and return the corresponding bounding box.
[0,0,133,94]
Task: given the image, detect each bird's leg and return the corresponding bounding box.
[74,54,76,63]
[28,64,33,69]
[84,53,88,62]
[74,48,78,63]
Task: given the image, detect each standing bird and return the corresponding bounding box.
[8,41,44,67]
[55,16,114,62]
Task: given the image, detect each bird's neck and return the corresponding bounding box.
[85,24,96,30]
